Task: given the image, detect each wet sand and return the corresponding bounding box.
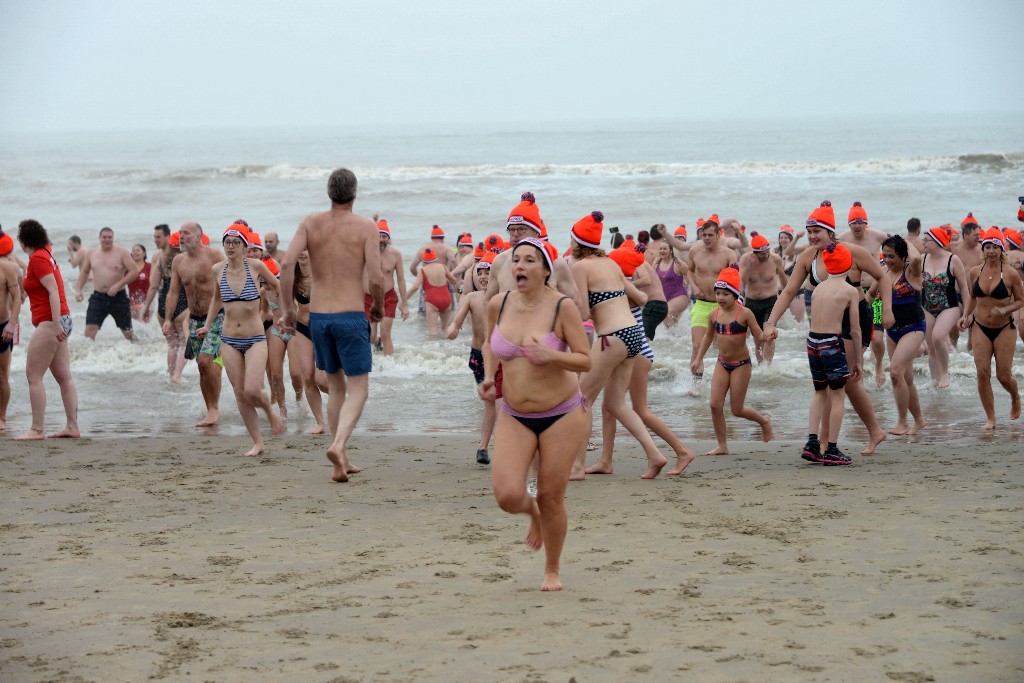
[1,431,1021,682]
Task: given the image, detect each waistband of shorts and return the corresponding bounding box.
[807,332,840,342]
[309,311,367,323]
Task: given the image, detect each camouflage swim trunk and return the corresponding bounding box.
[188,310,224,358]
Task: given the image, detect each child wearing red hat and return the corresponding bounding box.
[800,243,864,465]
[690,267,773,455]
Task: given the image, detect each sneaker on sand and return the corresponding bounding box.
[820,445,852,466]
[800,440,823,463]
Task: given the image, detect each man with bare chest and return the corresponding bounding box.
[953,215,983,274]
[838,202,888,258]
[739,233,788,363]
[686,216,737,387]
[364,219,409,355]
[163,221,225,426]
[76,227,140,341]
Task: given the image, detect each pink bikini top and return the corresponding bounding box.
[490,293,569,361]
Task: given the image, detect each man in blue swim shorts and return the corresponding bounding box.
[280,168,385,483]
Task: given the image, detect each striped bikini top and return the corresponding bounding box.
[713,307,748,336]
[220,259,261,303]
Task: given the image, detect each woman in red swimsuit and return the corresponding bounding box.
[15,219,79,441]
[958,228,1024,429]
[405,247,458,336]
[479,238,591,591]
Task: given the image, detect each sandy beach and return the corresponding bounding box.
[1,430,1021,682]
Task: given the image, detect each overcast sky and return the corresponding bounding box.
[1,0,1021,132]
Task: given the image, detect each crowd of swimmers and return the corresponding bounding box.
[1,170,1022,590]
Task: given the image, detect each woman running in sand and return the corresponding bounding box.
[570,212,671,480]
[920,226,970,389]
[287,250,326,434]
[958,228,1023,430]
[873,235,927,435]
[197,225,284,456]
[15,219,79,441]
[479,237,591,591]
[690,267,773,454]
[588,238,696,474]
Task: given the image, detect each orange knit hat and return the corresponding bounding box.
[422,247,438,263]
[980,227,1005,251]
[431,225,444,238]
[477,251,496,268]
[807,200,836,233]
[608,240,646,277]
[473,242,486,259]
[512,237,555,273]
[377,219,391,236]
[263,256,281,277]
[961,213,980,228]
[247,231,264,250]
[222,223,250,246]
[201,233,210,245]
[925,226,950,249]
[822,242,853,275]
[848,201,868,224]
[507,191,543,235]
[457,232,473,248]
[484,233,504,253]
[704,214,721,228]
[1003,228,1022,249]
[570,211,605,249]
[714,267,742,298]
[0,230,13,256]
[779,225,794,236]
[696,218,706,229]
[750,232,770,252]
[168,231,181,248]
[674,224,687,240]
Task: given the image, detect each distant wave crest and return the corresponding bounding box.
[132,152,1024,184]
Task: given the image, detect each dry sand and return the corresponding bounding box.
[1,431,1022,682]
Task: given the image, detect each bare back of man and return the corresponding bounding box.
[280,168,384,483]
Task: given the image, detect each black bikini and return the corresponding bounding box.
[971,268,1016,342]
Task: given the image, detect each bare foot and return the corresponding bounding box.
[0,418,6,434]
[15,428,45,441]
[569,466,586,481]
[937,375,950,389]
[171,375,182,385]
[874,371,886,389]
[908,420,927,435]
[760,416,773,443]
[705,446,729,455]
[525,502,542,551]
[540,571,562,591]
[195,411,219,427]
[861,429,886,455]
[309,422,325,435]
[641,455,668,479]
[49,427,80,439]
[584,461,613,475]
[666,447,697,476]
[889,423,909,436]
[269,411,285,436]
[983,419,996,430]
[1011,394,1022,421]
[279,403,288,419]
[326,447,349,482]
[346,464,363,474]
[244,444,265,457]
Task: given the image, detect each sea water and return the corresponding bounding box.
[0,113,1021,443]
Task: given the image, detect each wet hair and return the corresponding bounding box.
[155,224,170,236]
[610,233,625,249]
[133,244,147,259]
[961,222,980,236]
[99,226,114,237]
[882,234,909,261]
[572,244,606,260]
[18,219,50,250]
[69,235,82,245]
[649,224,664,240]
[906,217,921,234]
[327,168,357,205]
